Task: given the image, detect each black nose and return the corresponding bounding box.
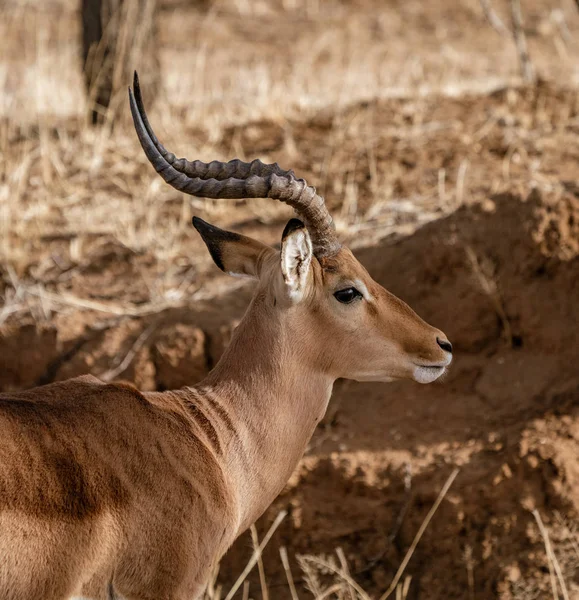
[437,337,453,353]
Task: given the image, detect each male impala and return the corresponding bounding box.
[0,73,452,600]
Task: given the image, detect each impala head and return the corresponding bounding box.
[129,73,452,384]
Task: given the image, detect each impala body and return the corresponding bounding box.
[0,74,452,600]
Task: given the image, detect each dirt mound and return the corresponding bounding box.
[1,191,579,598]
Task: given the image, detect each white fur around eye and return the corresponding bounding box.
[352,279,373,302]
[281,228,313,302]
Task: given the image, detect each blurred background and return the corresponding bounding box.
[2,0,579,598]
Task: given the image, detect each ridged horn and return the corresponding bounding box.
[129,71,341,258]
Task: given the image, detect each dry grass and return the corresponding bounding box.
[201,502,579,600]
[198,477,579,600]
[2,0,579,322]
[201,469,459,600]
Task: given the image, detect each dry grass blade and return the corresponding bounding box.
[533,510,569,600]
[280,547,300,600]
[297,555,371,600]
[478,0,510,36]
[402,576,411,599]
[224,511,287,600]
[251,524,270,600]
[299,555,324,598]
[533,509,559,600]
[395,579,410,600]
[241,581,250,600]
[456,159,469,207]
[336,548,355,600]
[316,583,346,600]
[378,468,460,600]
[510,0,535,84]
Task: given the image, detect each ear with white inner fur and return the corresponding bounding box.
[280,219,313,302]
[193,217,271,279]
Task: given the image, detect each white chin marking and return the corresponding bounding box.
[413,365,445,384]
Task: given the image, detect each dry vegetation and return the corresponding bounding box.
[2,0,579,598]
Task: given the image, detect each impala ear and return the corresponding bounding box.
[193,217,270,279]
[280,219,313,302]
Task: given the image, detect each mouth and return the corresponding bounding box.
[413,364,447,384]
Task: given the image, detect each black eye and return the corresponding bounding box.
[334,287,362,304]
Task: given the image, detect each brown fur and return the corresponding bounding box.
[0,226,451,600]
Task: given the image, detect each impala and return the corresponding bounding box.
[0,73,452,600]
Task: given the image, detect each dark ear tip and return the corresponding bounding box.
[282,218,306,241]
[192,216,211,233]
[192,217,241,243]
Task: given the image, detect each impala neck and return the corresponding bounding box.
[196,293,334,532]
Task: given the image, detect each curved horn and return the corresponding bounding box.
[129,72,341,258]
